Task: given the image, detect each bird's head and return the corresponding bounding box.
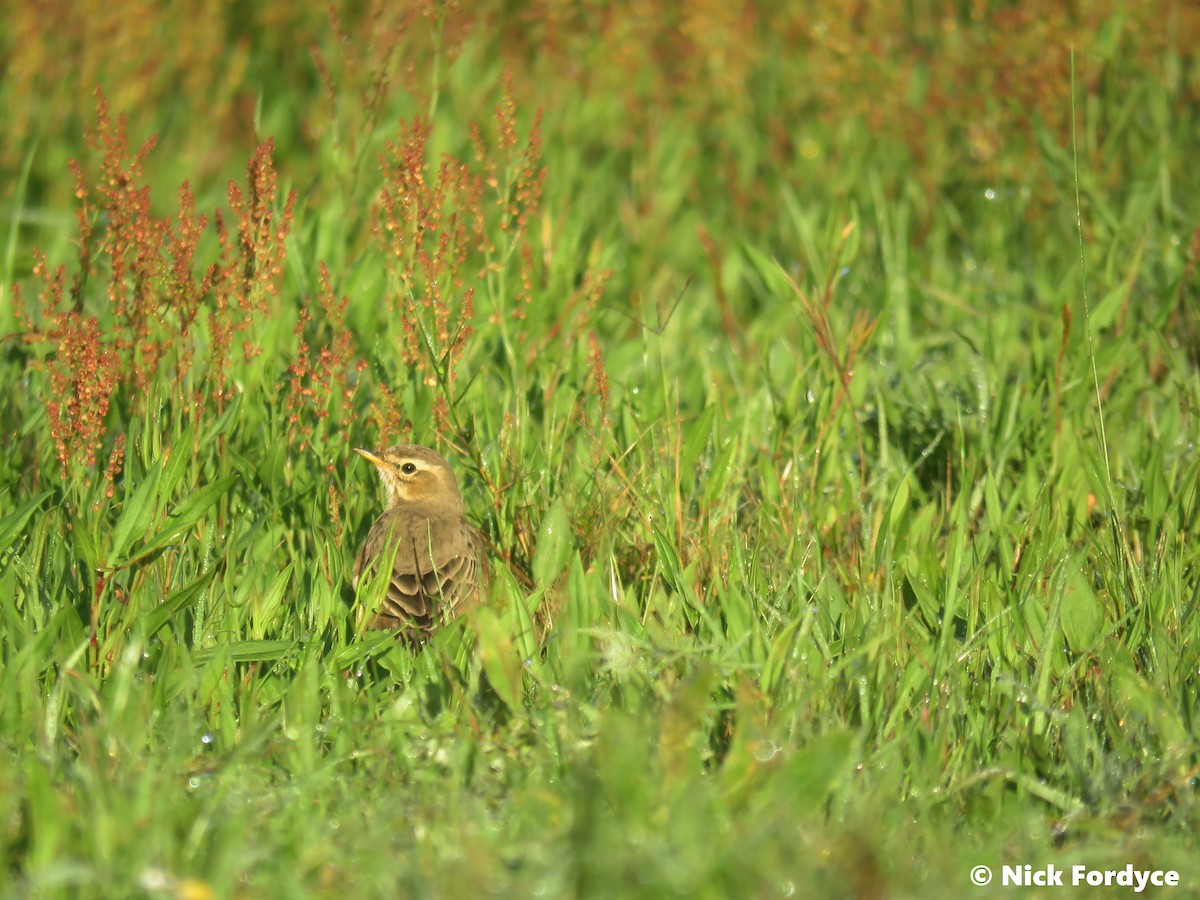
[355,444,464,512]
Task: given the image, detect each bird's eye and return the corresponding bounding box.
[401,462,418,475]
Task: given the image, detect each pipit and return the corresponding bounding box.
[353,444,485,643]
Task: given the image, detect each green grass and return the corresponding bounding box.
[2,5,1199,897]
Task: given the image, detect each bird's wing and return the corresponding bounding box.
[356,514,481,637]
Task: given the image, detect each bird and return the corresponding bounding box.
[352,444,485,643]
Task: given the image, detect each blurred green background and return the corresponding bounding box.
[2,2,1199,897]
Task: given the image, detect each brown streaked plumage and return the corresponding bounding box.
[352,444,485,643]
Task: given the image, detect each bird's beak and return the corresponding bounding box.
[354,448,385,467]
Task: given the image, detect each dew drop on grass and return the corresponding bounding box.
[984,188,995,200]
[200,732,213,746]
[753,741,780,762]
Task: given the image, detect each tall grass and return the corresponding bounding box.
[2,2,1198,896]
